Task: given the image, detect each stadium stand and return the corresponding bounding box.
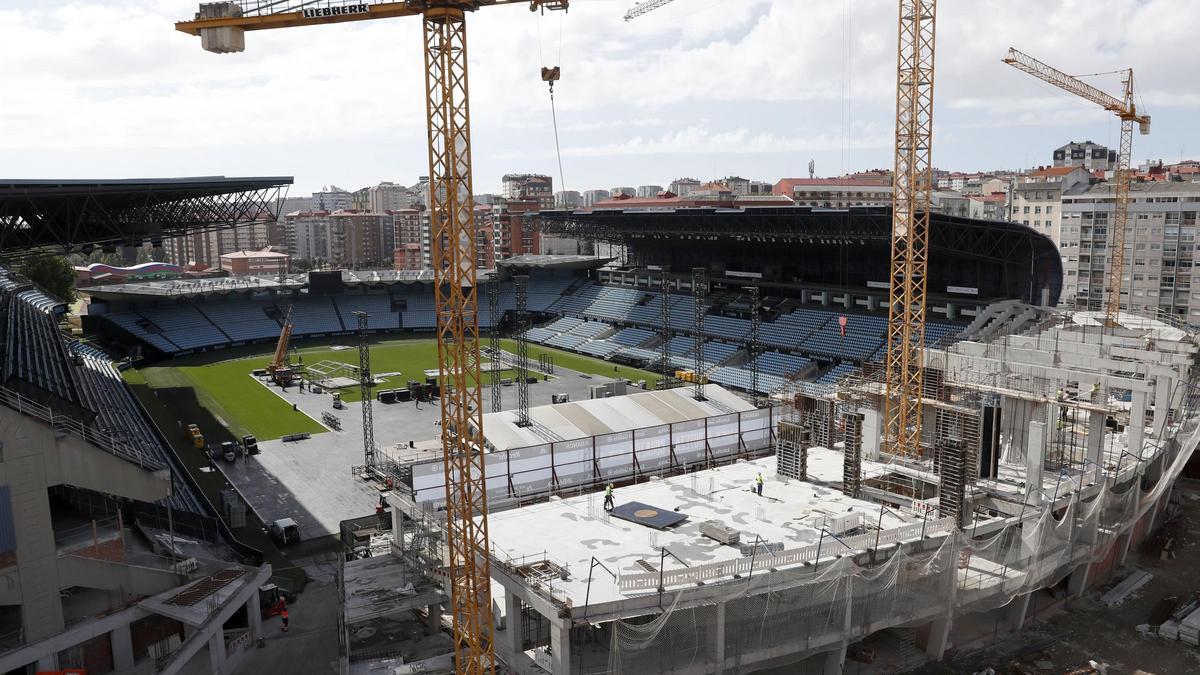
[523,327,556,344]
[0,271,207,514]
[664,336,696,356]
[6,289,80,404]
[335,293,401,330]
[609,327,655,347]
[399,288,437,330]
[286,296,346,335]
[194,301,281,342]
[105,311,181,354]
[616,347,660,363]
[136,305,230,350]
[708,367,786,395]
[576,340,622,359]
[88,271,966,402]
[68,343,205,513]
[751,351,811,377]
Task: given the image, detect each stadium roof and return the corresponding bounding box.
[0,176,292,258]
[496,254,612,270]
[535,205,1064,306]
[480,383,753,452]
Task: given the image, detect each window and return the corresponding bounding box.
[1047,206,1054,214]
[1023,206,1030,214]
[1035,206,1042,214]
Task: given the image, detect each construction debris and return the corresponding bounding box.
[1100,569,1153,607]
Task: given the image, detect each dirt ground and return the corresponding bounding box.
[914,479,1200,675]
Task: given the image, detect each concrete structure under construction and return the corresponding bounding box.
[374,307,1198,674]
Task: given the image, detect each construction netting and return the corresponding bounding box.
[604,375,1200,674]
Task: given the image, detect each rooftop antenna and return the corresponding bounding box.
[808,159,816,180]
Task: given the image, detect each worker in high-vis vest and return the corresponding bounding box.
[603,483,615,512]
[755,472,764,496]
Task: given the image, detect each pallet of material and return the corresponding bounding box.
[1179,605,1200,646]
[1100,569,1152,607]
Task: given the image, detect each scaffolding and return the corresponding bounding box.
[354,311,376,471]
[488,272,502,413]
[746,285,762,403]
[842,412,863,498]
[692,267,708,402]
[659,269,674,390]
[514,275,530,427]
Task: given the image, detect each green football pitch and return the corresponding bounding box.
[125,336,661,442]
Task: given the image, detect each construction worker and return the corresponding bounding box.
[280,608,289,633]
[603,483,615,511]
[755,472,764,496]
[1090,382,1101,401]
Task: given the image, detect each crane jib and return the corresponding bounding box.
[302,4,370,19]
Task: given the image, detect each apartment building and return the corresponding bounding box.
[773,178,893,208]
[1060,181,1200,320]
[501,174,554,210]
[285,211,333,264]
[329,210,395,269]
[582,189,611,207]
[1053,140,1115,173]
[219,249,289,276]
[668,178,700,197]
[163,220,278,269]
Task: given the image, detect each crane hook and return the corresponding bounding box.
[541,65,561,94]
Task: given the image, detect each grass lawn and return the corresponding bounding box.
[498,339,663,389]
[127,336,512,439]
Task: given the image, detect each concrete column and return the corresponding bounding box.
[246,589,263,640]
[1067,562,1090,598]
[925,544,959,661]
[1117,530,1134,568]
[427,603,441,634]
[1004,592,1032,632]
[1025,421,1046,505]
[208,631,227,675]
[505,592,523,654]
[1086,411,1106,469]
[1129,392,1147,457]
[924,617,952,660]
[111,623,135,671]
[714,601,726,674]
[1001,398,1034,464]
[549,619,572,675]
[822,644,847,674]
[1152,375,1172,435]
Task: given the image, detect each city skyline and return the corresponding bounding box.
[0,1,1196,196]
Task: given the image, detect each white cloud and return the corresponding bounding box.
[0,0,1196,193]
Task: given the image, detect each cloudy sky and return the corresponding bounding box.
[1,0,1197,197]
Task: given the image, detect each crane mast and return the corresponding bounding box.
[175,3,570,673]
[1003,48,1150,327]
[882,0,937,461]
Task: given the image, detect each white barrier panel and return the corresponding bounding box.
[552,437,593,488]
[408,408,776,503]
[635,428,672,472]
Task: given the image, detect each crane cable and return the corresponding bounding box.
[548,82,567,204]
[539,10,568,203]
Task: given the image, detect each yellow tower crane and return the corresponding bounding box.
[1003,48,1150,327]
[882,0,937,460]
[175,2,570,673]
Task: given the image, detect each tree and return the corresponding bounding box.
[20,254,77,304]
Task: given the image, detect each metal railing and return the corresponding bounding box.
[0,383,161,471]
